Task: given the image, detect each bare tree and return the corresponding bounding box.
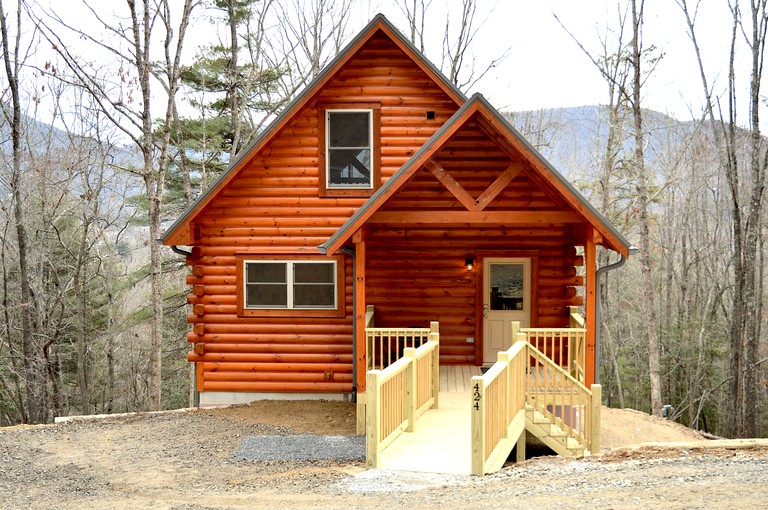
[556,1,663,415]
[626,0,663,418]
[36,0,198,411]
[0,0,46,423]
[274,0,352,86]
[678,0,768,437]
[398,0,431,52]
[398,0,509,92]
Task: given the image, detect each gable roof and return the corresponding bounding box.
[161,14,466,246]
[319,93,631,257]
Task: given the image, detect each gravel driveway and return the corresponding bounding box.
[1,403,766,509]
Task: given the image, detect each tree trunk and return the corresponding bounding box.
[629,0,662,417]
[0,0,46,424]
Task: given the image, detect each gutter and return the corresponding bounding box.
[341,247,358,403]
[594,246,637,384]
[170,245,192,257]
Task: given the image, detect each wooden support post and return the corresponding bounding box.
[430,321,440,408]
[511,320,520,339]
[584,228,597,387]
[497,350,511,429]
[356,391,366,435]
[516,430,526,463]
[590,384,602,454]
[355,234,367,392]
[365,370,380,468]
[470,375,485,475]
[404,348,416,432]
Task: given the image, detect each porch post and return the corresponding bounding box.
[354,229,367,393]
[584,226,598,387]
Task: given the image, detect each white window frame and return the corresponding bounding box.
[325,108,374,189]
[243,260,337,310]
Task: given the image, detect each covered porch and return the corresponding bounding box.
[362,318,601,475]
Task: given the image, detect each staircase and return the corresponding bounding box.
[525,404,587,457]
[470,328,601,474]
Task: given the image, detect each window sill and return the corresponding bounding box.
[319,187,376,198]
[238,307,345,318]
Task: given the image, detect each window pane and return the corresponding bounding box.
[246,262,286,283]
[329,111,370,147]
[294,284,335,308]
[294,262,334,283]
[489,264,524,311]
[246,284,287,307]
[329,149,371,186]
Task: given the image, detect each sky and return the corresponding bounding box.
[362,1,737,122]
[34,0,740,125]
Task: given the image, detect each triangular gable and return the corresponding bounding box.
[161,14,466,246]
[319,93,631,256]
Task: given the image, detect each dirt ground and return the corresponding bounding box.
[1,400,766,510]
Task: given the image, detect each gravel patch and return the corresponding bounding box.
[232,434,365,462]
[336,469,470,494]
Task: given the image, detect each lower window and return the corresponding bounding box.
[236,255,344,317]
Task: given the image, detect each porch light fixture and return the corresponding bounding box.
[465,257,474,272]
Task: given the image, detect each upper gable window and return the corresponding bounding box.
[327,110,372,188]
[318,103,381,197]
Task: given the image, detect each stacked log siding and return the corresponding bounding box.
[185,32,461,393]
[363,116,585,364]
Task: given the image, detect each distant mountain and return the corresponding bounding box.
[503,105,695,184]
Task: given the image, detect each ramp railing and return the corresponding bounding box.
[470,340,528,475]
[471,321,601,474]
[365,322,439,468]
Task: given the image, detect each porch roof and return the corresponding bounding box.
[319,93,631,257]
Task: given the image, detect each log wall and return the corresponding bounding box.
[185,32,460,393]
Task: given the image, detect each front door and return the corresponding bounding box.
[482,258,531,364]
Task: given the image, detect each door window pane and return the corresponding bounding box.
[489,264,524,311]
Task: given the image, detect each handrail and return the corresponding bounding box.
[470,340,528,475]
[471,320,601,474]
[365,323,440,468]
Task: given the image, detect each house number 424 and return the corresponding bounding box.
[473,383,481,410]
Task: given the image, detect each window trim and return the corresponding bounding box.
[318,102,381,197]
[236,254,346,317]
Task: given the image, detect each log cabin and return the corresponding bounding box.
[161,14,631,431]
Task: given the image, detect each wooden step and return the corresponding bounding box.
[525,405,586,458]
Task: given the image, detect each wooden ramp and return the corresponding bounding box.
[377,366,481,475]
